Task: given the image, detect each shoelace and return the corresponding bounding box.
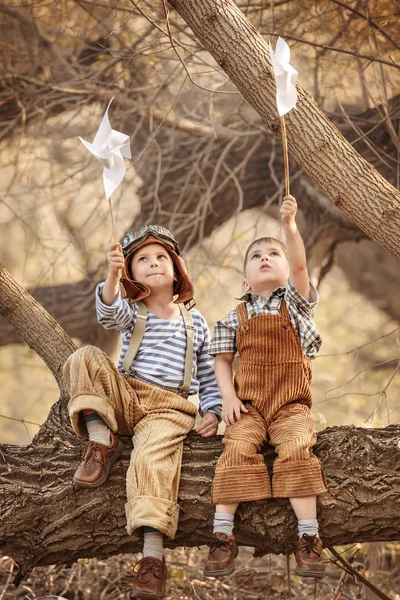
[82,441,108,467]
[134,558,163,580]
[299,535,321,557]
[209,538,232,555]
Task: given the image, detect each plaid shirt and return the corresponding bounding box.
[209,280,322,359]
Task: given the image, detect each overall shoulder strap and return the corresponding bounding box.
[179,304,194,393]
[279,297,290,319]
[122,301,147,374]
[236,302,248,326]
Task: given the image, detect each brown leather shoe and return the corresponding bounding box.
[295,534,326,578]
[73,432,124,488]
[131,556,167,599]
[203,532,239,578]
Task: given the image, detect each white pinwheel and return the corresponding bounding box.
[269,36,298,117]
[269,36,298,196]
[79,98,131,201]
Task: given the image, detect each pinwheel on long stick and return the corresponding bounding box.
[269,37,298,196]
[78,98,131,243]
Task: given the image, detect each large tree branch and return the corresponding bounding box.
[1,419,399,574]
[0,264,76,389]
[168,0,400,260]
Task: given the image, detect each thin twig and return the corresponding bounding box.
[328,546,394,600]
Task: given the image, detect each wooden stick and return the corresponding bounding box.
[280,115,290,196]
[108,197,122,280]
[108,197,117,243]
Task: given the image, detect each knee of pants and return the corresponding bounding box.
[274,432,317,462]
[132,444,178,475]
[220,438,264,465]
[64,345,102,374]
[73,345,103,364]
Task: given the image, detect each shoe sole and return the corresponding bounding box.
[294,568,326,579]
[204,551,239,578]
[203,565,236,578]
[73,440,124,488]
[130,590,165,599]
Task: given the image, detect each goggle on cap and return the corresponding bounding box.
[120,225,195,309]
[121,225,181,258]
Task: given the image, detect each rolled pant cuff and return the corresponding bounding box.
[272,459,327,498]
[212,464,271,504]
[125,496,180,539]
[68,394,118,438]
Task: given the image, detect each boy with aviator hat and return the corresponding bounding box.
[63,225,222,600]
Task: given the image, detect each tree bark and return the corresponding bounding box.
[168,0,400,260]
[0,264,76,389]
[1,421,399,572]
[0,265,399,576]
[0,275,118,351]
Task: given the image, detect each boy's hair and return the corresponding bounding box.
[243,237,288,272]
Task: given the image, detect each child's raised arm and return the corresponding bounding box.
[280,195,310,301]
[102,242,125,306]
[96,242,136,332]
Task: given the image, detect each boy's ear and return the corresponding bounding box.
[240,279,251,296]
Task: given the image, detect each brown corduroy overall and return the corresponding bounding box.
[212,300,327,504]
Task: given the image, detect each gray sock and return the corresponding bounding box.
[298,519,319,538]
[143,530,164,561]
[213,512,234,536]
[83,413,111,446]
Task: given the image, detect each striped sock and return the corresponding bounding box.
[83,412,111,446]
[298,519,319,538]
[213,512,234,536]
[143,527,164,561]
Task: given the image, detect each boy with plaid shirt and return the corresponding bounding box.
[204,195,327,579]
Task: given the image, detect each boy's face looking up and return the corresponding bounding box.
[243,238,289,296]
[129,242,175,293]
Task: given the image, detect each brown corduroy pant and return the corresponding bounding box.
[63,345,197,539]
[212,300,327,504]
[212,402,324,503]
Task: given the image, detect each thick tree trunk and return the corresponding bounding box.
[0,422,399,574]
[0,266,399,577]
[168,0,400,260]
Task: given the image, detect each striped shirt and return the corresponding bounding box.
[210,280,322,359]
[96,284,222,419]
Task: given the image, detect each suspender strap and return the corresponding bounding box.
[236,302,248,326]
[122,302,194,393]
[279,298,290,319]
[122,301,147,375]
[178,303,194,393]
